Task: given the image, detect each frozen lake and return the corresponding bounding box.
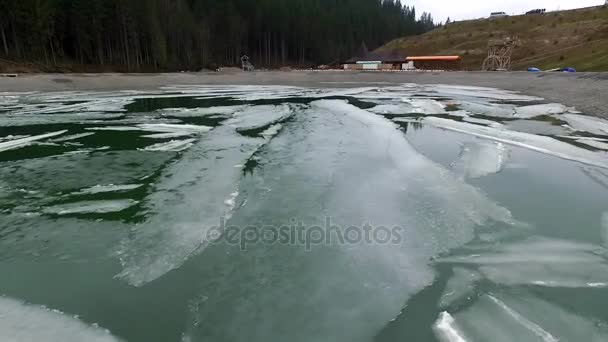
[1,84,608,342]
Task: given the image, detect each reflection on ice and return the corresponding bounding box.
[0,296,122,342]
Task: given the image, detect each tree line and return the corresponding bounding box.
[0,0,436,71]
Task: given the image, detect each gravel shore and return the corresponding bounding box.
[1,70,607,118]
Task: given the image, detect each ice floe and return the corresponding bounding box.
[451,141,509,179]
[138,123,213,133]
[403,98,447,114]
[444,292,608,342]
[50,132,96,142]
[70,184,143,195]
[0,112,125,127]
[423,117,608,169]
[456,101,515,118]
[438,237,608,288]
[576,138,608,150]
[426,84,543,101]
[0,296,122,342]
[43,199,139,215]
[368,103,417,115]
[228,104,294,132]
[87,123,212,134]
[260,123,283,139]
[115,127,267,287]
[141,132,195,139]
[514,103,571,118]
[158,106,247,117]
[142,139,197,152]
[0,130,67,152]
[560,114,608,136]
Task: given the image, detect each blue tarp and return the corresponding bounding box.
[528,67,541,72]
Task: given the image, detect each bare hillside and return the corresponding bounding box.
[378,6,608,71]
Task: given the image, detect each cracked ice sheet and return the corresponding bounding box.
[183,100,517,342]
[0,296,122,342]
[439,268,483,308]
[437,237,608,288]
[403,98,447,114]
[368,103,418,115]
[456,101,516,118]
[423,117,608,169]
[451,141,509,179]
[115,126,264,287]
[424,84,544,101]
[439,292,608,342]
[227,104,294,132]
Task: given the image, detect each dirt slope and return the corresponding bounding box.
[378,6,608,71]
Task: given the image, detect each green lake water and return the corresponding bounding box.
[1,84,608,342]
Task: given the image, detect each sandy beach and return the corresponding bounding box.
[1,70,607,118]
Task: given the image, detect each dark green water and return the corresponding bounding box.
[1,85,608,342]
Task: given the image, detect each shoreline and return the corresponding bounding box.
[1,71,607,118]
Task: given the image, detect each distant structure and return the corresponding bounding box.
[241,55,254,71]
[343,51,407,70]
[405,56,462,70]
[482,37,518,71]
[526,8,546,15]
[343,52,461,71]
[489,12,508,19]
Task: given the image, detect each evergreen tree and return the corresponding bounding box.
[0,0,437,70]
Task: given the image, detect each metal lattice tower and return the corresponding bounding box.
[482,37,518,71]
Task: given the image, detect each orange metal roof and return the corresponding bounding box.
[406,56,461,61]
